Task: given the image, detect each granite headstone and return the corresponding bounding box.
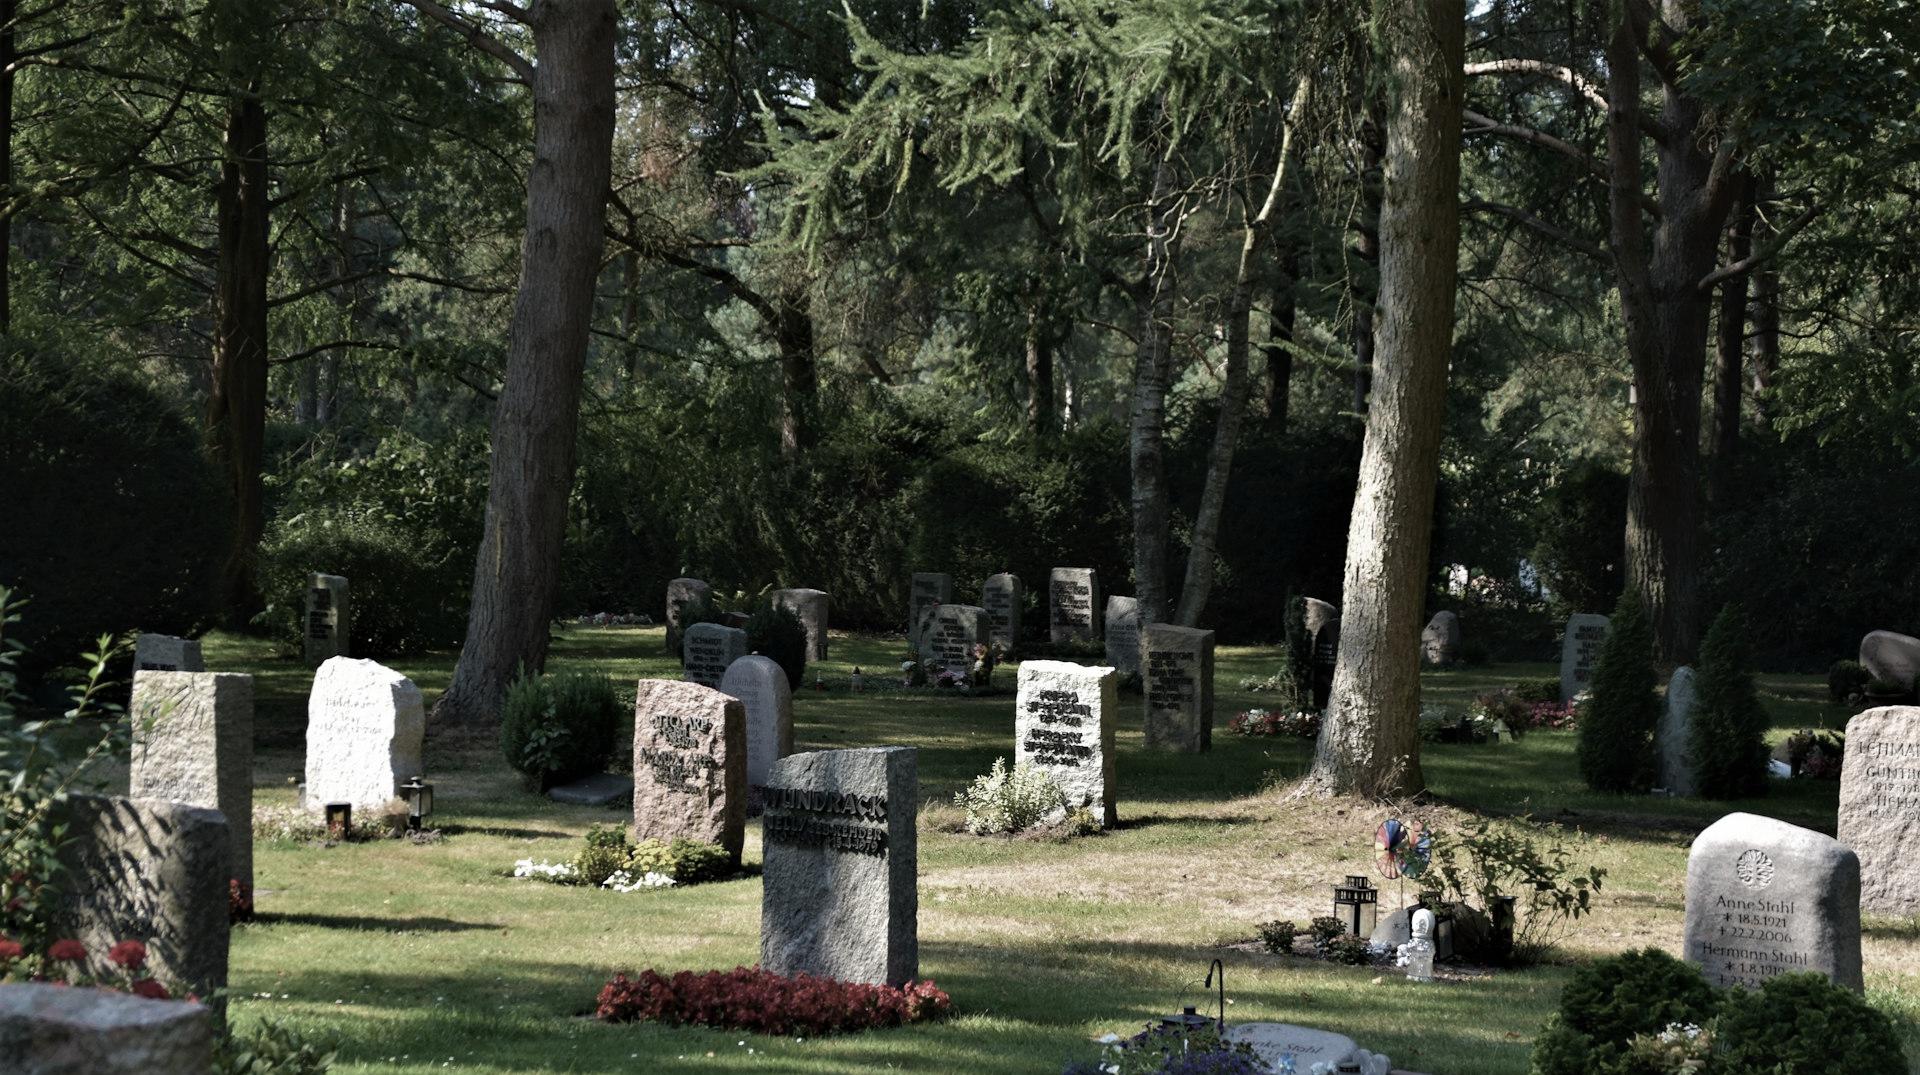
[1048,568,1100,643]
[908,572,952,650]
[1144,624,1214,752]
[304,657,424,816]
[981,573,1023,652]
[1560,613,1610,702]
[0,983,213,1075]
[665,577,712,656]
[303,573,348,666]
[1420,610,1460,666]
[1859,630,1920,692]
[1837,705,1920,917]
[1658,666,1698,796]
[918,603,988,679]
[1683,811,1862,991]
[1104,596,1142,678]
[1015,661,1118,827]
[133,634,203,673]
[773,588,830,663]
[720,655,794,794]
[130,671,254,891]
[682,622,748,689]
[631,679,745,864]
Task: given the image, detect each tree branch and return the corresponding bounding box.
[1463,107,1604,177]
[399,0,533,83]
[270,340,399,366]
[1464,58,1607,110]
[1697,202,1820,292]
[1463,199,1608,263]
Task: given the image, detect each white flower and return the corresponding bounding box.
[602,869,677,892]
[512,858,579,881]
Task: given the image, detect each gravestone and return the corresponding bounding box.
[908,572,952,650]
[1311,618,1340,710]
[1302,597,1339,640]
[1837,705,1920,917]
[664,577,712,656]
[303,573,349,666]
[0,982,214,1075]
[304,657,424,816]
[1859,630,1920,692]
[981,573,1023,652]
[773,588,830,663]
[130,671,255,891]
[1420,611,1460,666]
[1223,1024,1362,1072]
[682,622,747,689]
[1015,661,1118,827]
[133,634,203,673]
[55,795,231,1006]
[917,603,987,679]
[1683,811,1862,992]
[1560,613,1610,702]
[1144,624,1215,752]
[1658,667,1698,796]
[631,679,745,864]
[720,655,794,794]
[1048,568,1100,643]
[760,747,917,986]
[1103,596,1142,678]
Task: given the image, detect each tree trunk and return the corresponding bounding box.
[0,0,14,335]
[433,0,616,727]
[1307,0,1463,798]
[208,90,271,624]
[1128,151,1179,624]
[1706,176,1753,506]
[1348,91,1385,416]
[776,287,815,457]
[1024,298,1055,441]
[1263,248,1296,433]
[1747,181,1780,433]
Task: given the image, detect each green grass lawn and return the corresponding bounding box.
[198,628,1920,1074]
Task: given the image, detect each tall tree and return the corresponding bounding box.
[1306,0,1463,797]
[414,0,617,727]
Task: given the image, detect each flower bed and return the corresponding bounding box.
[595,966,950,1036]
[1228,708,1320,738]
[0,935,180,1000]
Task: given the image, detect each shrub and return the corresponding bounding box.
[212,1018,338,1075]
[255,516,464,658]
[595,966,950,1035]
[1307,916,1346,947]
[1712,972,1905,1074]
[571,825,633,886]
[1783,728,1845,779]
[625,837,732,884]
[1514,678,1563,705]
[499,669,619,792]
[1689,606,1769,799]
[1826,660,1869,703]
[746,601,809,688]
[1228,708,1320,738]
[1529,949,1718,1075]
[1256,920,1298,954]
[1578,592,1660,792]
[1323,934,1373,965]
[954,757,1067,835]
[1427,817,1604,966]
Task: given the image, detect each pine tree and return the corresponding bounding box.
[1689,606,1769,799]
[1578,591,1660,792]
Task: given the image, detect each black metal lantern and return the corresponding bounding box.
[1333,874,1378,937]
[1158,1006,1212,1034]
[400,776,433,831]
[325,802,352,840]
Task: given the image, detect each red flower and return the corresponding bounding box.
[107,940,147,970]
[128,978,171,1001]
[0,937,23,962]
[47,939,86,962]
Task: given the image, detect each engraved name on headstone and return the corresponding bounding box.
[1144,623,1214,752]
[981,573,1023,652]
[1015,661,1117,827]
[1560,613,1610,702]
[1838,705,1920,917]
[1048,568,1100,643]
[682,622,747,689]
[1683,811,1862,992]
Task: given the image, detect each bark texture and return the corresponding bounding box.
[434,0,616,726]
[1024,299,1056,441]
[1128,151,1180,624]
[1706,177,1753,506]
[1307,0,1463,797]
[208,90,270,623]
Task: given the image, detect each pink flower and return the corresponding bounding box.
[107,940,147,970]
[128,978,171,1001]
[0,937,23,962]
[47,939,86,962]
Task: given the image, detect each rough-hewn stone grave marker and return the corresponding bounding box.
[130,670,254,890]
[720,655,794,795]
[303,573,348,666]
[1104,596,1142,677]
[1838,705,1920,917]
[981,572,1022,652]
[1048,568,1100,643]
[760,746,917,986]
[1144,624,1214,752]
[773,588,829,662]
[56,795,231,1005]
[1860,630,1920,692]
[133,634,203,673]
[632,679,745,864]
[1658,666,1697,796]
[1306,600,1340,710]
[682,622,747,689]
[0,980,214,1075]
[918,603,987,679]
[1421,611,1460,666]
[304,657,424,816]
[1683,811,1862,991]
[908,572,951,651]
[665,577,712,655]
[1015,661,1117,827]
[1560,613,1610,702]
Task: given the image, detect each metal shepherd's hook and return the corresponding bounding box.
[1203,958,1225,1032]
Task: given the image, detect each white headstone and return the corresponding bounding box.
[1103,596,1142,677]
[682,622,747,689]
[1047,568,1100,643]
[1015,661,1118,827]
[1560,613,1610,702]
[130,671,255,890]
[720,655,794,793]
[133,634,203,673]
[981,573,1022,652]
[303,574,349,666]
[1144,623,1214,752]
[1223,1023,1361,1072]
[908,572,952,650]
[1837,705,1920,917]
[1683,811,1862,991]
[917,604,987,679]
[303,657,424,815]
[1658,666,1698,796]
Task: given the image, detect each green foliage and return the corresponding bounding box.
[1428,817,1605,966]
[1827,660,1869,703]
[1514,678,1563,705]
[1256,920,1298,955]
[1578,592,1660,793]
[1282,595,1313,705]
[1689,606,1769,799]
[1323,934,1372,966]
[255,516,465,658]
[1712,973,1906,1074]
[745,601,809,688]
[1532,463,1627,621]
[499,669,619,792]
[1528,949,1718,1075]
[572,825,636,886]
[625,838,732,885]
[213,1018,338,1075]
[1306,916,1346,947]
[0,349,226,670]
[954,757,1067,835]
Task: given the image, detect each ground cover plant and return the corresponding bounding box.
[179,627,1917,1074]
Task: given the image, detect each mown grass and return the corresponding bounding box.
[197,627,1919,1074]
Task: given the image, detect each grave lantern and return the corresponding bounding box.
[1333,874,1378,937]
[401,776,434,831]
[325,802,352,840]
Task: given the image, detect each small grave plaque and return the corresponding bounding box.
[631,679,745,864]
[1015,661,1118,827]
[1683,811,1862,991]
[682,622,747,689]
[981,573,1023,652]
[1103,596,1142,677]
[1560,612,1610,702]
[1048,568,1100,643]
[760,747,917,986]
[1144,623,1214,752]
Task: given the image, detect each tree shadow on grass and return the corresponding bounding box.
[255,912,501,933]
